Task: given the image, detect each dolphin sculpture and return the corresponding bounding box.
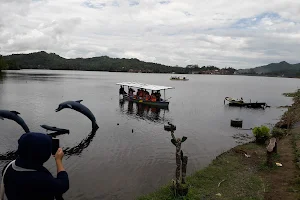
[0,110,30,133]
[40,125,70,133]
[55,100,99,130]
[41,125,70,138]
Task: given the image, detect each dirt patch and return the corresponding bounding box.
[262,134,299,200]
[231,134,300,200]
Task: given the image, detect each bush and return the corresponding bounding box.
[271,127,286,138]
[252,125,270,144]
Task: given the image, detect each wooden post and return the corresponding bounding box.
[175,139,182,185]
[170,127,188,196]
[266,137,277,167]
[181,155,188,184]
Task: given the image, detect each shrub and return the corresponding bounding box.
[252,125,270,144]
[271,127,286,139]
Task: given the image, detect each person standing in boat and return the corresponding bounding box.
[138,89,143,99]
[157,91,161,101]
[129,88,134,99]
[119,86,122,95]
[119,86,126,96]
[154,91,161,102]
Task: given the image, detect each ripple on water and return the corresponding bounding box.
[1,70,298,200]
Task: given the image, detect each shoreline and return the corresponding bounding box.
[3,69,300,79]
[138,89,300,200]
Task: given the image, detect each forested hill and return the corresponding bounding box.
[236,61,300,77]
[3,51,298,77]
[3,51,187,73]
[0,56,8,71]
[254,61,300,75]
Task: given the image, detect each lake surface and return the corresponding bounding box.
[0,70,299,200]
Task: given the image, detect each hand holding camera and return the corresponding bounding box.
[55,148,64,161]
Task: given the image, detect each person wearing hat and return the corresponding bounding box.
[1,132,69,200]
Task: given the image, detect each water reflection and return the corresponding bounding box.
[6,72,63,77]
[0,73,5,106]
[0,73,4,83]
[0,129,98,160]
[64,129,98,156]
[119,100,172,123]
[5,72,64,82]
[0,150,17,161]
[5,71,101,81]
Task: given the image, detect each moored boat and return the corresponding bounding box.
[224,97,267,109]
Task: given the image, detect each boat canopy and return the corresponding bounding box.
[116,82,174,91]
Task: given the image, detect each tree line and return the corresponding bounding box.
[2,51,237,74]
[0,55,8,72]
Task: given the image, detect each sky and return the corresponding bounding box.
[0,0,300,68]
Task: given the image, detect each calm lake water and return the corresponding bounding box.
[0,70,299,199]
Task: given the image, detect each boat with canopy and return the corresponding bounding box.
[116,82,174,107]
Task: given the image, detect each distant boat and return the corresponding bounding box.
[170,76,189,81]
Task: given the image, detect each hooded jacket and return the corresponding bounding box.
[2,133,69,200]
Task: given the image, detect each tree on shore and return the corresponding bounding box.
[0,55,8,71]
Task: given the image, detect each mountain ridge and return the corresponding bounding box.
[2,51,300,77]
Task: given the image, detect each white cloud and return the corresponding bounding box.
[0,0,300,68]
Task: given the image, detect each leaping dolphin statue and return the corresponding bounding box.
[55,100,99,130]
[0,110,30,133]
[40,125,70,133]
[41,124,70,138]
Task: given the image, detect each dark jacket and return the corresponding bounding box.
[2,133,69,200]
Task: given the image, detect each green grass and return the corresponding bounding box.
[138,144,265,200]
[283,90,300,98]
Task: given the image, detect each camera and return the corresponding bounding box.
[51,138,60,155]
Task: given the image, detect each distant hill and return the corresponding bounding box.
[254,61,300,74]
[3,51,237,75]
[237,61,300,78]
[3,51,187,73]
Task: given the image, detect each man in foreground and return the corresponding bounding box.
[1,132,69,200]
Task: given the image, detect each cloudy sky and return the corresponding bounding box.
[0,0,300,68]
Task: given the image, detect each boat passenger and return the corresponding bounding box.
[143,90,147,98]
[119,86,126,95]
[129,88,134,99]
[139,89,144,99]
[145,94,150,101]
[155,91,161,102]
[144,90,150,101]
[151,94,156,102]
[119,86,123,95]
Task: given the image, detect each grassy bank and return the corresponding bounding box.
[139,143,266,200]
[138,89,300,200]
